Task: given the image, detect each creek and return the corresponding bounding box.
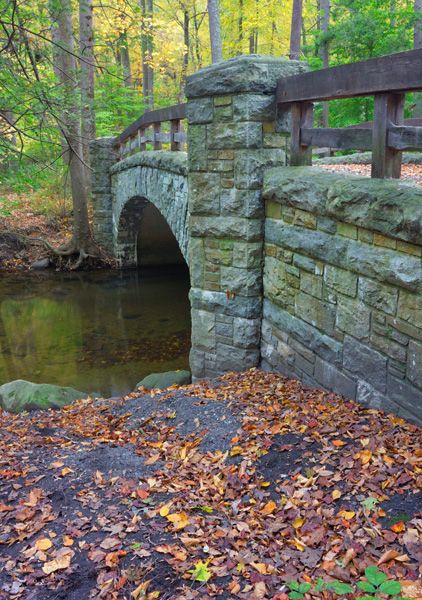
[0,267,191,397]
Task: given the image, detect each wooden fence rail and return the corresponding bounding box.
[277,49,422,178]
[116,103,186,158]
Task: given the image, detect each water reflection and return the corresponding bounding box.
[0,268,191,397]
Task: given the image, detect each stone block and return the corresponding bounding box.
[233,317,261,348]
[207,122,262,150]
[214,95,232,106]
[190,215,262,241]
[215,344,260,371]
[295,354,315,376]
[188,172,220,215]
[293,209,317,229]
[289,337,315,364]
[190,287,262,319]
[220,266,261,296]
[336,296,370,339]
[293,254,316,273]
[186,97,214,123]
[370,333,407,362]
[343,336,387,392]
[191,309,215,352]
[356,381,395,411]
[314,357,357,399]
[188,125,208,171]
[387,374,422,424]
[189,348,206,378]
[300,272,323,299]
[235,149,286,189]
[398,290,422,328]
[324,265,357,297]
[358,277,398,315]
[232,93,276,121]
[407,340,422,388]
[295,292,336,335]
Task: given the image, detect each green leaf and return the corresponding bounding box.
[298,583,311,593]
[190,560,211,582]
[357,582,377,593]
[365,566,387,587]
[314,578,326,592]
[288,593,304,600]
[328,581,354,594]
[361,497,379,511]
[379,581,401,595]
[287,581,300,591]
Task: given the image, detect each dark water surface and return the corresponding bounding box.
[0,267,191,397]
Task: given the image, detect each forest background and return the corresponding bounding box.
[0,0,421,261]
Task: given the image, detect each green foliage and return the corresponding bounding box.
[286,568,410,599]
[188,560,212,582]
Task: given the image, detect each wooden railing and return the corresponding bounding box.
[277,49,422,178]
[116,103,186,158]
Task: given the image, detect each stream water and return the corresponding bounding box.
[0,267,191,397]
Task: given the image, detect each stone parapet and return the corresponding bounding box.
[89,137,118,249]
[261,167,422,423]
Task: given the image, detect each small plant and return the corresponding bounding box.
[286,567,410,599]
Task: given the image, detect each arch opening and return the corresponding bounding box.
[137,203,185,267]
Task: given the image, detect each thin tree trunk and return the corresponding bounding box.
[79,0,95,186]
[193,8,203,67]
[414,0,422,116]
[118,31,132,87]
[49,0,93,257]
[290,0,302,60]
[179,10,189,100]
[238,0,243,54]
[208,0,223,62]
[320,0,330,127]
[140,0,154,110]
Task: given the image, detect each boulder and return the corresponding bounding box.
[136,370,191,390]
[30,258,50,269]
[0,380,86,413]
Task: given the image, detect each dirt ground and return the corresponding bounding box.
[0,370,421,599]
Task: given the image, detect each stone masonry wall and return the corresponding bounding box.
[90,137,117,249]
[261,167,422,423]
[186,55,307,379]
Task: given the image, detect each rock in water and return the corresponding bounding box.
[30,258,50,269]
[136,370,191,390]
[0,380,86,413]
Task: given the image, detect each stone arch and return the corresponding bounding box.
[110,152,189,268]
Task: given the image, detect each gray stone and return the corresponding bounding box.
[407,340,422,388]
[186,98,214,123]
[336,296,370,339]
[235,149,286,189]
[30,258,50,270]
[190,216,262,241]
[0,380,86,414]
[189,172,220,215]
[186,55,308,98]
[191,308,215,352]
[232,93,276,121]
[263,166,422,245]
[188,125,207,171]
[207,122,262,150]
[136,370,191,390]
[233,317,261,348]
[324,265,357,297]
[387,374,422,424]
[190,288,262,319]
[295,291,336,335]
[343,336,387,392]
[220,266,261,296]
[359,278,398,315]
[110,150,187,176]
[314,357,357,399]
[356,381,395,411]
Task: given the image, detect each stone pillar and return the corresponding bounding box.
[89,137,118,250]
[186,55,307,379]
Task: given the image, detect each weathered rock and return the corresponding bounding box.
[0,380,86,413]
[136,370,191,390]
[30,258,50,269]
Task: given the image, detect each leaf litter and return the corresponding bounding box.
[0,368,421,599]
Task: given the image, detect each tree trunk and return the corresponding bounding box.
[238,0,243,54]
[140,0,154,110]
[320,0,330,127]
[79,0,95,185]
[49,0,94,259]
[414,0,422,116]
[118,31,132,87]
[208,0,223,63]
[290,0,302,60]
[179,10,189,100]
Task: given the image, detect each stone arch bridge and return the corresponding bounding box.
[90,53,422,424]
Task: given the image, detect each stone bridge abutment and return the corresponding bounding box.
[90,55,422,423]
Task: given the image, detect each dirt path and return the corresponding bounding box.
[0,370,421,599]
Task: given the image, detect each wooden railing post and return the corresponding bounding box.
[372,93,404,179]
[153,122,162,150]
[170,119,181,151]
[290,101,313,166]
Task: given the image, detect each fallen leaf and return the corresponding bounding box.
[35,538,52,551]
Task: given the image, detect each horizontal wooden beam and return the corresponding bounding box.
[388,125,422,150]
[277,49,422,103]
[301,127,372,150]
[117,103,186,145]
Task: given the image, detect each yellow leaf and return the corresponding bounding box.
[332,489,342,500]
[63,536,74,547]
[261,500,277,515]
[230,446,243,457]
[292,517,304,530]
[338,510,355,520]
[166,512,189,530]
[159,503,172,517]
[251,562,270,574]
[260,481,271,488]
[61,467,73,476]
[42,551,73,574]
[292,537,305,551]
[361,450,373,464]
[131,579,151,599]
[35,538,52,551]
